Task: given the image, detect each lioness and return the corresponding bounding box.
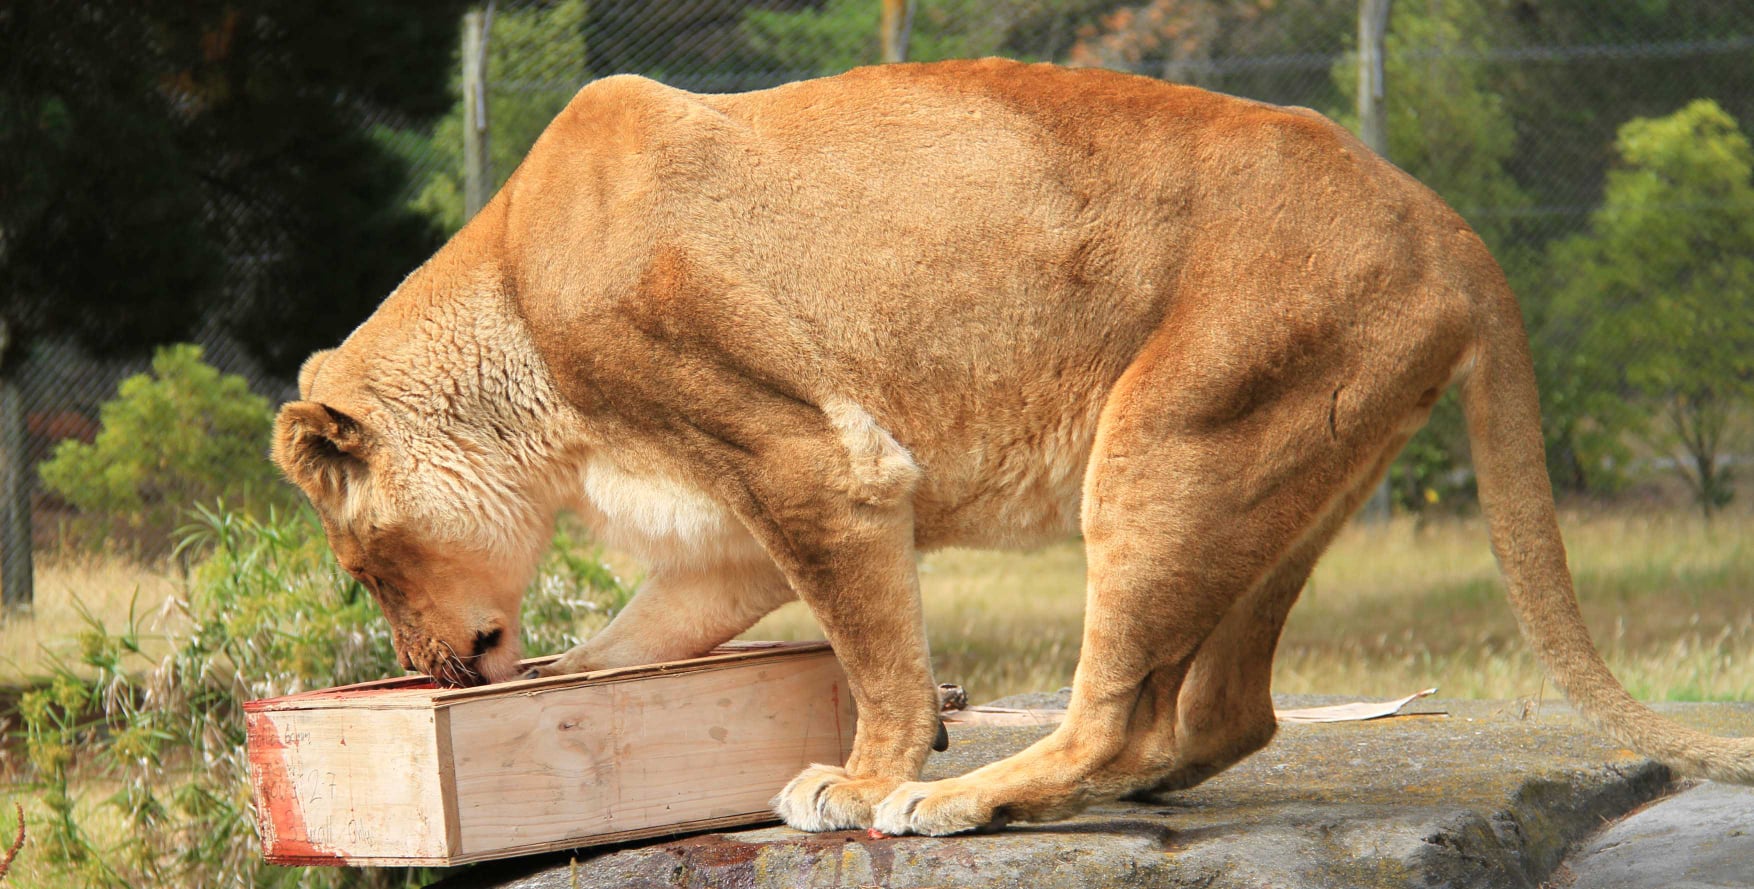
[272,59,1752,836]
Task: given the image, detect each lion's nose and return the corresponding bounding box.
[471,627,503,659]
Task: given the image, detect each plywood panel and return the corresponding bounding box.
[247,707,449,863]
[243,642,855,866]
[445,654,855,856]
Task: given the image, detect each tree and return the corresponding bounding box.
[399,0,591,233]
[587,0,823,86]
[39,345,291,557]
[1545,99,1754,518]
[1471,1,1754,494]
[2,2,465,373]
[1489,0,1754,236]
[744,0,1124,75]
[1,1,465,594]
[1330,0,1528,249]
[1062,0,1355,113]
[746,0,1016,72]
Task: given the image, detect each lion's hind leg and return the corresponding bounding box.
[872,324,1416,836]
[1107,550,1314,801]
[1113,459,1395,800]
[871,447,1311,832]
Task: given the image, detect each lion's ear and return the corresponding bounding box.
[297,350,335,399]
[273,401,372,495]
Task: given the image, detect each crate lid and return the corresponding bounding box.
[242,640,835,713]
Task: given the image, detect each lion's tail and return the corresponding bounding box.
[1458,269,1754,783]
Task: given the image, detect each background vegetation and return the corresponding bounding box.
[38,345,294,558]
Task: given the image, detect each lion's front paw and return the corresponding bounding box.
[522,646,600,680]
[771,764,903,832]
[872,779,1006,837]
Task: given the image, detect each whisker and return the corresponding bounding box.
[436,639,483,685]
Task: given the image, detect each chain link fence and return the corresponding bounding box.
[10,1,1754,584]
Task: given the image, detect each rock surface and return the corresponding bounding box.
[1564,780,1754,889]
[429,696,1754,889]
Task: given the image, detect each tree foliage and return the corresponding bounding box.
[1490,0,1754,229]
[1333,0,1528,248]
[744,0,1122,74]
[1324,0,1528,510]
[1067,0,1350,88]
[38,345,292,555]
[0,1,465,375]
[401,0,591,233]
[1545,99,1754,516]
[0,5,214,373]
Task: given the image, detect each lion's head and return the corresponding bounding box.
[271,294,571,687]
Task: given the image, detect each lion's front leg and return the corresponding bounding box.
[755,509,940,832]
[529,556,796,678]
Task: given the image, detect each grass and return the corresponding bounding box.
[0,560,174,889]
[0,559,173,889]
[0,558,182,685]
[744,506,1754,705]
[3,506,1748,704]
[0,782,127,889]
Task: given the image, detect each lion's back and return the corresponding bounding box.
[500,61,1465,549]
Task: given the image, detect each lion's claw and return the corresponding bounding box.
[522,646,602,680]
[771,764,906,831]
[872,779,1002,836]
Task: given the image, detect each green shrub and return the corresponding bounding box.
[11,504,630,887]
[38,344,293,557]
[1544,100,1754,518]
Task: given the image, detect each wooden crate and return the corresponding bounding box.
[244,641,854,866]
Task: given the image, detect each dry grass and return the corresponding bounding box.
[0,558,182,683]
[746,543,1093,705]
[5,507,1747,706]
[744,507,1754,705]
[1,560,175,889]
[1277,507,1754,702]
[0,783,127,889]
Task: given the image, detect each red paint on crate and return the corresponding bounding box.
[245,711,345,864]
[247,675,438,707]
[323,679,438,695]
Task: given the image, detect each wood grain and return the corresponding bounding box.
[247,707,450,861]
[244,642,854,866]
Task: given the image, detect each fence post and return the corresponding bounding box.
[1358,0,1394,523]
[0,354,31,609]
[462,7,493,220]
[881,0,915,63]
[1357,0,1392,158]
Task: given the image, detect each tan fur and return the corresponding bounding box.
[273,59,1752,836]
